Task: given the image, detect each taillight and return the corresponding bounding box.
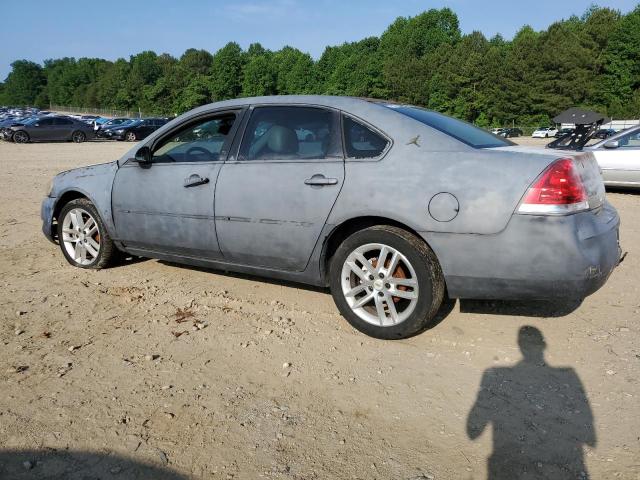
[517,158,589,215]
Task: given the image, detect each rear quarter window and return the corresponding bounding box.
[343,116,389,158]
[388,106,513,149]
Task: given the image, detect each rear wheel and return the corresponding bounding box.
[57,199,115,269]
[13,131,29,143]
[71,131,86,143]
[125,131,137,142]
[329,225,445,339]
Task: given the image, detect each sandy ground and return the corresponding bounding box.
[0,138,638,480]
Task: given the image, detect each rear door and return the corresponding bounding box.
[112,110,242,258]
[214,105,344,271]
[54,117,75,140]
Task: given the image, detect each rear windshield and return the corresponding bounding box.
[388,106,513,148]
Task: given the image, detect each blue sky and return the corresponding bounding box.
[1,0,638,80]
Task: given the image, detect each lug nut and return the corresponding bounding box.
[385,283,391,289]
[378,273,384,278]
[378,292,384,297]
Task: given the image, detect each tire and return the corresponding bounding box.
[71,131,86,143]
[57,198,116,269]
[125,131,137,142]
[13,130,29,143]
[329,225,445,339]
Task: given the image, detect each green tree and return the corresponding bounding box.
[2,60,46,105]
[209,42,245,100]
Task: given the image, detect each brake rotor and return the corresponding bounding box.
[370,256,409,303]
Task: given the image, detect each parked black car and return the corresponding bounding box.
[7,116,94,143]
[593,128,616,139]
[102,118,168,141]
[500,127,523,138]
[554,128,575,138]
[95,118,132,137]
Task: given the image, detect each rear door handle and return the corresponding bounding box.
[184,174,209,188]
[304,174,339,186]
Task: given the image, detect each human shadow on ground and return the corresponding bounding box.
[0,449,189,480]
[467,326,595,479]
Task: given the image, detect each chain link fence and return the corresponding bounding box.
[49,105,164,119]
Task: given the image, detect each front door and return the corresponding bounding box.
[112,111,241,259]
[597,129,640,186]
[29,117,56,140]
[215,105,344,271]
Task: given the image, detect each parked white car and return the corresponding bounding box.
[587,125,640,189]
[532,127,558,138]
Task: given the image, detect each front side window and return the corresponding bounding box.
[343,116,389,158]
[55,118,73,126]
[38,118,55,126]
[152,113,236,163]
[619,130,640,148]
[239,106,341,161]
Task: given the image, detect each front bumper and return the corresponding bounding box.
[41,196,57,243]
[426,201,621,300]
[102,130,125,140]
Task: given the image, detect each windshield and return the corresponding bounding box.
[388,106,513,148]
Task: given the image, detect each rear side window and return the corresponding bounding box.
[39,118,55,126]
[389,106,513,148]
[55,118,73,126]
[343,116,389,158]
[239,106,341,161]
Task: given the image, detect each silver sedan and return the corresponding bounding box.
[587,125,640,189]
[41,96,621,339]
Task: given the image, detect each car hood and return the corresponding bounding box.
[52,161,118,194]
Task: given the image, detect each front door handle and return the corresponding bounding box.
[304,174,339,186]
[184,174,209,188]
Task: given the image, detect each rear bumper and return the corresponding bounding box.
[41,196,56,243]
[425,201,621,300]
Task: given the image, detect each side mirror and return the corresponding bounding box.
[603,140,619,149]
[131,146,152,164]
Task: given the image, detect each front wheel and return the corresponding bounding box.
[125,131,137,142]
[329,225,445,339]
[57,198,116,269]
[13,131,29,143]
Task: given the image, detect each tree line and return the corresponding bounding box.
[0,5,638,126]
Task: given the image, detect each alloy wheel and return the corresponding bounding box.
[340,243,419,327]
[61,208,101,266]
[72,131,86,143]
[13,131,28,143]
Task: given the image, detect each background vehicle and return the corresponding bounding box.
[41,96,619,340]
[8,115,94,143]
[490,128,505,136]
[103,118,168,141]
[532,127,558,138]
[587,125,640,189]
[500,127,522,138]
[594,128,617,139]
[95,117,131,135]
[554,127,574,138]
